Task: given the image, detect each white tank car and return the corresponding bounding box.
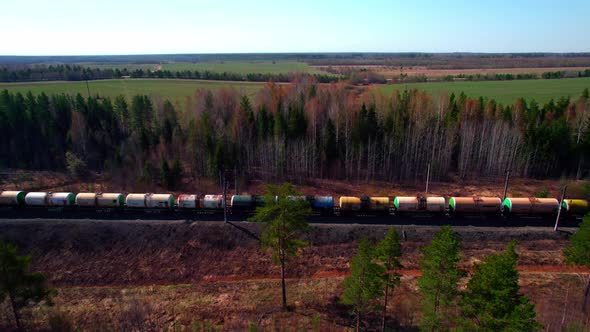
[48,192,75,206]
[146,194,175,208]
[202,194,223,209]
[176,194,199,208]
[76,193,125,207]
[25,192,49,206]
[126,193,148,208]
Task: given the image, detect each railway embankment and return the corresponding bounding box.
[0,219,577,287]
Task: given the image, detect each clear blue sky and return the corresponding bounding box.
[2,0,589,55]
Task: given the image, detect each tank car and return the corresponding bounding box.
[339,196,390,215]
[501,197,559,216]
[97,193,125,207]
[231,195,260,211]
[561,199,589,218]
[393,196,446,214]
[176,194,200,209]
[147,194,175,208]
[367,197,390,214]
[25,192,49,206]
[125,193,175,209]
[75,193,125,208]
[49,192,75,206]
[0,191,26,206]
[339,196,361,213]
[306,196,334,214]
[448,196,502,215]
[24,192,75,207]
[202,194,224,209]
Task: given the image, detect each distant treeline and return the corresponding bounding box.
[0,64,340,83]
[307,55,590,68]
[126,68,339,83]
[0,80,589,188]
[445,69,590,82]
[2,52,590,66]
[323,67,590,84]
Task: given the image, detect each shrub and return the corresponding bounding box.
[65,151,88,179]
[535,188,549,198]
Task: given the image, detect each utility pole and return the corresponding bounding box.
[502,169,511,200]
[575,97,588,179]
[85,79,91,98]
[425,163,431,195]
[554,185,567,232]
[223,169,228,223]
[234,165,238,195]
[221,166,261,242]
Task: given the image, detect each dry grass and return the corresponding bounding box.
[0,221,587,330]
[3,273,588,331]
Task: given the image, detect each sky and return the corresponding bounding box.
[2,0,589,55]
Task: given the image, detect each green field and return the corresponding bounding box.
[3,77,589,108]
[162,61,322,74]
[379,77,590,104]
[0,79,266,105]
[75,61,323,75]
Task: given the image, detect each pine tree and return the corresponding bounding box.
[461,241,542,331]
[169,158,182,190]
[418,225,464,331]
[0,242,56,331]
[160,158,170,189]
[564,216,590,312]
[341,237,385,332]
[248,183,311,310]
[376,227,402,331]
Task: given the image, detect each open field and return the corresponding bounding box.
[0,79,266,104]
[378,77,590,104]
[162,61,324,74]
[0,220,587,330]
[1,76,590,108]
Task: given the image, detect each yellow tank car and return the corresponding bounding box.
[562,199,589,217]
[339,196,361,212]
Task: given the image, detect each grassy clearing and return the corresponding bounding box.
[378,77,590,104]
[0,79,265,104]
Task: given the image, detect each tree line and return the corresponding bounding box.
[0,64,339,83]
[1,80,589,187]
[442,69,590,82]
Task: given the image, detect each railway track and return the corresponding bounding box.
[0,207,582,227]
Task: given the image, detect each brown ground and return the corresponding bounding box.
[0,220,588,331]
[2,169,587,200]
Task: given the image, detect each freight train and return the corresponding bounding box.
[0,190,588,220]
